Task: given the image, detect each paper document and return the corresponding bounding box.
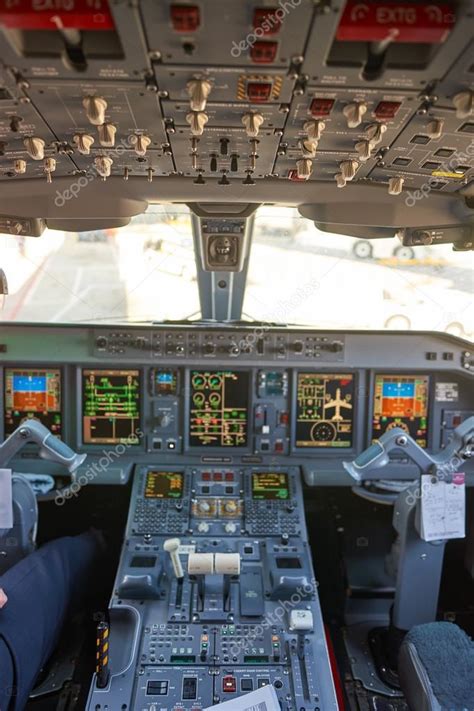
[204,683,280,711]
[0,469,13,530]
[420,473,466,542]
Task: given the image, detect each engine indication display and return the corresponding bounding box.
[4,368,62,436]
[372,374,430,446]
[189,370,249,447]
[145,471,184,499]
[295,373,354,448]
[252,472,290,500]
[83,369,140,445]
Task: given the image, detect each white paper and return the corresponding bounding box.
[0,468,13,530]
[204,684,280,711]
[420,473,466,542]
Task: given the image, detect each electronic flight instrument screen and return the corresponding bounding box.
[4,368,62,436]
[189,370,249,447]
[295,373,354,448]
[372,374,430,447]
[82,369,140,445]
[144,471,184,499]
[252,472,290,500]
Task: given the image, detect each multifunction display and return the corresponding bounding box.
[83,369,140,445]
[145,471,184,499]
[151,369,178,396]
[251,472,290,500]
[189,370,249,447]
[4,368,62,436]
[295,373,354,448]
[372,374,430,447]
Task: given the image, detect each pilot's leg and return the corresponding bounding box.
[0,531,102,711]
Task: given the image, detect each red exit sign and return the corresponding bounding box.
[0,0,115,30]
[337,1,456,43]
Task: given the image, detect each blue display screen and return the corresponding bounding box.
[13,375,47,392]
[382,382,415,398]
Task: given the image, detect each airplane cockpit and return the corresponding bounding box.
[0,1,473,710]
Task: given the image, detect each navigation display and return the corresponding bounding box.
[372,374,430,447]
[4,368,62,436]
[252,472,290,500]
[295,373,354,448]
[189,370,249,447]
[83,369,140,444]
[145,471,184,499]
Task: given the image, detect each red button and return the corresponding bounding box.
[310,98,335,117]
[246,82,272,102]
[253,8,282,35]
[170,4,200,32]
[374,101,401,120]
[202,472,211,481]
[250,41,278,64]
[225,472,234,481]
[214,472,223,481]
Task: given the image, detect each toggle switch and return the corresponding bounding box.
[210,154,218,172]
[23,136,45,160]
[299,139,317,157]
[94,156,113,179]
[388,176,404,195]
[230,154,239,172]
[186,111,209,136]
[13,159,27,175]
[335,172,346,188]
[426,118,444,139]
[296,158,313,180]
[129,133,151,156]
[82,96,107,126]
[97,123,116,148]
[73,133,94,155]
[339,159,359,181]
[343,101,367,128]
[43,157,56,183]
[453,90,473,120]
[241,111,264,137]
[303,119,325,142]
[186,78,212,111]
[219,137,229,155]
[364,122,387,146]
[355,139,372,162]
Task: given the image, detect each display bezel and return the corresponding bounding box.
[184,367,253,453]
[80,367,143,447]
[291,370,358,451]
[369,372,432,449]
[2,365,64,439]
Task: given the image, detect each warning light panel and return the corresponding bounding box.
[4,367,62,436]
[372,374,430,447]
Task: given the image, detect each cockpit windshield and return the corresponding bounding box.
[1,205,472,340]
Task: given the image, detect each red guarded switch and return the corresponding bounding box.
[253,7,282,35]
[374,101,401,119]
[246,82,273,102]
[170,4,200,32]
[310,98,335,117]
[336,1,455,44]
[223,676,237,693]
[288,170,306,182]
[250,41,278,64]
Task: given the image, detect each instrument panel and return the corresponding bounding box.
[1,324,473,485]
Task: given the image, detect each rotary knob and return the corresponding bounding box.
[339,159,359,181]
[198,522,210,533]
[186,111,209,136]
[224,501,238,514]
[296,158,313,180]
[241,112,264,138]
[343,101,367,128]
[225,522,237,534]
[452,89,473,119]
[14,159,27,175]
[73,133,95,155]
[354,140,372,162]
[335,172,347,188]
[298,139,317,157]
[426,118,444,139]
[364,122,387,146]
[94,156,113,179]
[303,119,325,142]
[388,176,404,195]
[43,157,56,183]
[82,96,107,126]
[129,133,152,156]
[97,123,116,148]
[198,500,211,514]
[186,78,212,112]
[23,136,45,160]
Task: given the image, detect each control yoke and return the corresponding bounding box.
[0,420,86,473]
[343,417,474,483]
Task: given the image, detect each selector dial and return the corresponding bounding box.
[197,522,210,533]
[339,159,358,181]
[198,500,211,514]
[388,176,404,195]
[343,101,367,128]
[303,119,325,142]
[241,112,264,138]
[335,172,347,188]
[94,156,113,179]
[364,122,387,146]
[354,140,372,162]
[186,111,209,136]
[225,522,237,534]
[452,89,473,119]
[23,136,45,160]
[129,134,152,156]
[14,159,27,174]
[186,78,212,112]
[73,133,95,155]
[97,123,116,148]
[296,158,313,180]
[298,139,317,158]
[83,96,107,125]
[43,157,56,183]
[224,501,238,514]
